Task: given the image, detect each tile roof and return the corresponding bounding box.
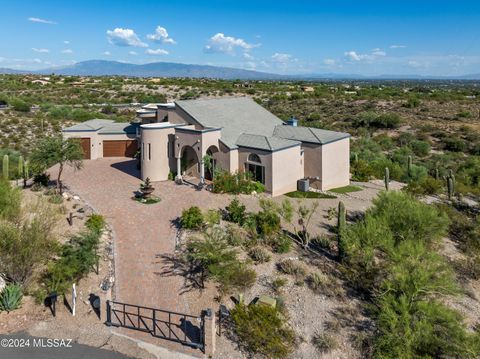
[62,119,139,134]
[175,97,284,149]
[236,133,300,151]
[273,125,350,145]
[62,119,114,132]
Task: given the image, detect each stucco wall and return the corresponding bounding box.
[302,143,322,180]
[321,137,350,190]
[271,145,304,196]
[63,131,136,159]
[141,127,176,181]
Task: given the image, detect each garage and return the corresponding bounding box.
[103,140,138,157]
[80,138,91,159]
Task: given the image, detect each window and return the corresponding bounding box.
[248,153,261,163]
[246,163,265,184]
[148,143,151,161]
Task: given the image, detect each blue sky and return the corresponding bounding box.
[1,0,479,76]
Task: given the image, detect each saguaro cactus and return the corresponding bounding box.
[2,154,9,180]
[353,153,359,163]
[337,201,346,260]
[407,155,413,177]
[434,167,440,181]
[23,161,29,188]
[17,156,24,180]
[447,176,454,200]
[384,167,390,191]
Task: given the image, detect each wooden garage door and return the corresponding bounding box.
[80,138,91,159]
[103,140,137,157]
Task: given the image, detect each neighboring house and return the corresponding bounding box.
[63,97,350,196]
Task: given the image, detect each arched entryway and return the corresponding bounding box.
[181,146,200,177]
[204,145,219,181]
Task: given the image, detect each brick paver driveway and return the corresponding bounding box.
[52,158,229,357]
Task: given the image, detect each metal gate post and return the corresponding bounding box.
[202,308,216,356]
[105,300,112,326]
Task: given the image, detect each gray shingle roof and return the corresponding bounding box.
[62,119,139,134]
[175,97,284,149]
[236,133,300,152]
[273,125,350,145]
[62,119,114,132]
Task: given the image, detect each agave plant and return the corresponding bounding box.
[0,283,23,312]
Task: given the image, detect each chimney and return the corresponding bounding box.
[286,116,298,127]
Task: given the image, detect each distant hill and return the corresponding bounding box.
[0,60,479,80]
[35,60,287,80]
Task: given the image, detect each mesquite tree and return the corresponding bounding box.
[30,136,84,194]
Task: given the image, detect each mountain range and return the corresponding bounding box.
[0,60,479,80]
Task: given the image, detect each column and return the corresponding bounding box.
[203,308,216,356]
[175,156,182,183]
[200,160,205,185]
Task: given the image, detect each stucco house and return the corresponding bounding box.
[63,97,350,196]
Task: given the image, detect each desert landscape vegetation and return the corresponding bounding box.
[1,74,480,358]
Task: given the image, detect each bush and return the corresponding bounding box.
[225,198,246,225]
[306,272,328,292]
[86,214,106,233]
[271,277,288,294]
[0,283,23,312]
[277,259,306,279]
[10,98,30,112]
[231,304,296,359]
[248,247,271,263]
[312,332,338,353]
[181,206,204,230]
[0,179,21,221]
[270,234,292,253]
[204,209,221,227]
[212,170,261,194]
[404,177,443,196]
[410,140,431,157]
[33,173,50,186]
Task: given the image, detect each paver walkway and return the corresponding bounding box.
[51,158,390,357]
[50,158,230,357]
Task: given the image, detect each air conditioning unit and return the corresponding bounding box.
[297,179,309,192]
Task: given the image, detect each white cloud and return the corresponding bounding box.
[103,51,111,56]
[106,28,148,48]
[271,53,293,63]
[61,49,73,54]
[243,52,254,60]
[344,49,386,62]
[28,17,56,25]
[323,58,336,66]
[145,48,169,55]
[390,44,406,49]
[64,40,70,44]
[204,33,258,55]
[32,48,49,53]
[147,26,176,44]
[128,51,137,55]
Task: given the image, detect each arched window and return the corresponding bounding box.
[248,153,261,163]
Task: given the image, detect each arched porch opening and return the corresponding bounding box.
[205,145,219,181]
[180,145,200,178]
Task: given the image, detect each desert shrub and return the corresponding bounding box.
[33,173,50,186]
[86,214,106,233]
[42,229,101,294]
[0,179,21,221]
[353,112,403,129]
[181,206,204,230]
[270,233,292,253]
[225,224,249,246]
[312,332,338,353]
[306,272,328,292]
[212,170,260,194]
[248,247,271,263]
[225,198,247,225]
[183,228,255,293]
[444,137,467,152]
[271,277,288,294]
[439,204,480,254]
[410,140,431,157]
[255,199,282,237]
[48,193,63,204]
[277,259,306,280]
[231,304,296,359]
[404,176,443,196]
[204,209,221,227]
[351,159,374,181]
[0,198,58,286]
[311,236,332,250]
[10,98,30,112]
[0,283,23,312]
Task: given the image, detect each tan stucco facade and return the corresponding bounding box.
[320,137,350,190]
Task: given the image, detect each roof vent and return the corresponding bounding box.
[286,117,298,127]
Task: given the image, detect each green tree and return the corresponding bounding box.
[30,136,84,194]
